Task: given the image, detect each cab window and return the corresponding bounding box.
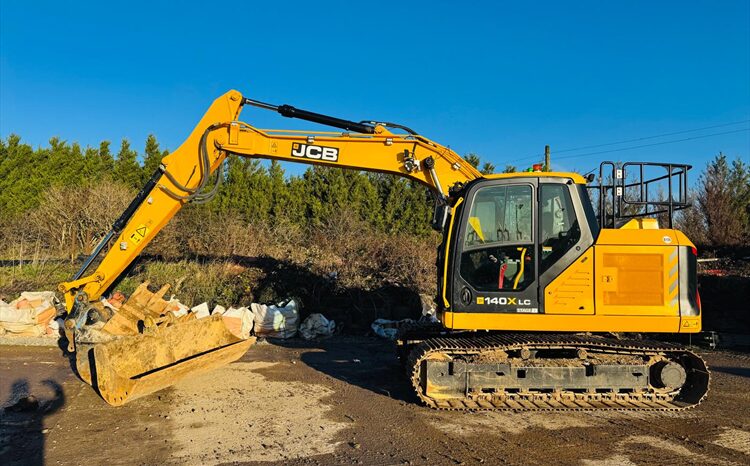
[460,185,535,291]
[539,183,580,273]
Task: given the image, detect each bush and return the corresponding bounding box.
[1,181,134,261]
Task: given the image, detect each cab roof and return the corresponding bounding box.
[482,172,587,184]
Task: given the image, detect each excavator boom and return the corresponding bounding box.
[60,90,481,312]
[59,89,481,405]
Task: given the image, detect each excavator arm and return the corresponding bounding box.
[60,89,480,317]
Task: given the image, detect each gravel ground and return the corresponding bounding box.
[1,337,749,466]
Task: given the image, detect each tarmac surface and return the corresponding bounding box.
[1,336,749,466]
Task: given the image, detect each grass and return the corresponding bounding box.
[0,261,75,300]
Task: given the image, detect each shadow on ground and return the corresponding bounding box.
[711,366,750,378]
[0,379,64,466]
[267,336,418,404]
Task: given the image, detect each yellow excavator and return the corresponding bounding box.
[59,89,709,409]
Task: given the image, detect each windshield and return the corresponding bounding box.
[459,184,535,291]
[463,185,532,249]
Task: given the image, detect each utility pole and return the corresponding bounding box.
[544,145,551,172]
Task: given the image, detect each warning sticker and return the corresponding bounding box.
[129,224,149,246]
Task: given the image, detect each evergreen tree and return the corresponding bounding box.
[83,146,101,179]
[285,175,309,225]
[376,175,433,236]
[301,166,348,226]
[142,134,164,181]
[465,153,481,169]
[99,141,115,173]
[0,135,41,217]
[113,139,142,189]
[465,153,496,175]
[215,157,272,222]
[64,142,87,186]
[0,133,549,239]
[728,156,750,237]
[345,170,382,227]
[268,160,291,220]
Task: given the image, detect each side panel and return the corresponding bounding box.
[543,248,595,314]
[594,245,679,316]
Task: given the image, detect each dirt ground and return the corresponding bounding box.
[1,337,749,466]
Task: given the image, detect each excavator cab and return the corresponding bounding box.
[440,174,596,321]
[438,163,700,335]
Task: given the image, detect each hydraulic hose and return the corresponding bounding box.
[159,123,230,204]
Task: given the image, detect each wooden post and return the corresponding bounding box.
[544,145,551,172]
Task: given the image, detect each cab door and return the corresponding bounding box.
[449,179,540,315]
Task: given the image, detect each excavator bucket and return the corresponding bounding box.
[76,315,254,406]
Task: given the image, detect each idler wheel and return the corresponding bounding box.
[652,360,687,389]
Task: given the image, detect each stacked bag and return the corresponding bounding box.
[0,291,60,337]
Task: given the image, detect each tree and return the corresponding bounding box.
[301,166,350,226]
[99,141,115,173]
[142,134,165,182]
[28,182,134,259]
[464,153,496,175]
[465,153,481,169]
[267,160,289,219]
[83,146,101,179]
[45,138,86,188]
[502,165,517,173]
[0,135,43,218]
[675,191,707,245]
[345,170,382,227]
[376,174,433,236]
[113,139,142,189]
[285,176,309,225]
[697,153,748,246]
[728,157,750,238]
[215,157,272,222]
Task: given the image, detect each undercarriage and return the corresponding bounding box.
[402,332,709,410]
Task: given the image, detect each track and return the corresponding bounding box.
[406,333,710,411]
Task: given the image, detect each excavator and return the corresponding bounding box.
[58,89,709,409]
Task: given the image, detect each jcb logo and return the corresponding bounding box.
[478,296,532,306]
[291,143,339,162]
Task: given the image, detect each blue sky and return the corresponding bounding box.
[1,1,748,177]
